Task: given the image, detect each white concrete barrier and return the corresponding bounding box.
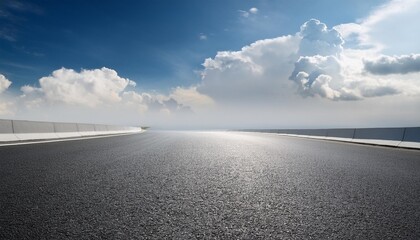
[246,127,419,149]
[127,126,142,134]
[105,125,119,135]
[326,129,355,142]
[0,119,18,142]
[77,123,97,136]
[297,129,327,139]
[399,127,420,149]
[13,120,58,141]
[54,122,81,138]
[0,119,142,143]
[94,124,109,135]
[277,129,327,140]
[106,125,134,135]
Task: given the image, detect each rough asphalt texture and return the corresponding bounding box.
[0,131,419,239]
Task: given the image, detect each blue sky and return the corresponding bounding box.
[1,0,386,91]
[1,0,419,128]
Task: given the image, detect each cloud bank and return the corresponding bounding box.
[199,17,419,103]
[1,68,208,125]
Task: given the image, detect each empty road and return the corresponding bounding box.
[1,131,419,239]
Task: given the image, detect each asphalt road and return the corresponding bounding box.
[1,131,419,239]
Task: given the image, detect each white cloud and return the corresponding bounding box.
[362,0,419,27]
[335,0,420,54]
[0,101,14,115]
[0,74,12,93]
[299,19,344,56]
[12,67,200,124]
[364,54,420,75]
[249,7,258,14]
[199,35,300,103]
[35,67,136,107]
[120,90,195,115]
[170,86,214,109]
[238,7,258,18]
[121,91,148,113]
[21,85,43,96]
[358,85,400,98]
[199,33,207,40]
[0,74,13,115]
[289,55,360,100]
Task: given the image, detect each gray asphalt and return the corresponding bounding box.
[0,131,419,239]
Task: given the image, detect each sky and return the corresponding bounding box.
[0,0,419,129]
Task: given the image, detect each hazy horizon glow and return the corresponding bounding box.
[1,0,419,129]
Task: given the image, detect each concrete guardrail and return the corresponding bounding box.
[399,127,420,149]
[326,129,355,142]
[352,127,405,147]
[0,119,18,142]
[0,119,142,142]
[54,122,81,138]
[238,127,420,149]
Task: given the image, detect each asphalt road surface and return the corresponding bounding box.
[1,131,419,239]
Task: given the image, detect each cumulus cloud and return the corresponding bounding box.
[199,35,300,102]
[13,67,200,123]
[290,18,416,100]
[290,55,341,87]
[0,74,12,93]
[299,19,344,56]
[364,54,420,75]
[289,55,359,100]
[288,21,365,101]
[199,18,412,102]
[34,67,136,107]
